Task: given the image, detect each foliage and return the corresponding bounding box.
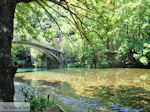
[133,42,150,65]
[13,0,150,68]
[60,0,150,68]
[11,44,33,67]
[30,49,43,68]
[11,44,23,61]
[21,87,62,112]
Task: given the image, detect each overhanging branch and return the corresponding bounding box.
[35,0,77,50]
[16,0,35,3]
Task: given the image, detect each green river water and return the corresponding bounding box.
[15,68,150,112]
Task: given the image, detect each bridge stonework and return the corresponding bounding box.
[12,37,68,68]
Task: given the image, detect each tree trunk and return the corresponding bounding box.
[0,0,17,102]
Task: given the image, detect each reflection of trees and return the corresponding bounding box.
[83,85,150,111]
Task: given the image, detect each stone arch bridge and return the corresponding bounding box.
[13,37,68,68]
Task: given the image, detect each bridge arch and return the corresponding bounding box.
[13,39,67,68]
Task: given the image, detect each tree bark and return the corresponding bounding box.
[0,0,17,102]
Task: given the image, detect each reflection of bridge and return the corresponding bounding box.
[13,37,68,68]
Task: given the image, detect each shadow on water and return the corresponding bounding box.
[83,85,150,111]
[15,76,62,90]
[16,68,51,73]
[15,75,150,112]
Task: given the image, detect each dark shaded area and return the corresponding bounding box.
[15,76,61,89]
[16,68,51,73]
[83,85,150,111]
[15,76,76,98]
[15,47,33,68]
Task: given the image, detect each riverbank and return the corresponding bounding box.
[14,82,64,112]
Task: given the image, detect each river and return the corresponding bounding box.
[15,68,150,112]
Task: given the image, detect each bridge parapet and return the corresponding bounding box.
[13,36,60,51]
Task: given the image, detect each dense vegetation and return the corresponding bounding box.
[21,87,63,112]
[12,0,150,68]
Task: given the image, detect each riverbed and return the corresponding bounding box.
[15,68,150,112]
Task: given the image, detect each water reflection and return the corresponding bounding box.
[15,68,150,112]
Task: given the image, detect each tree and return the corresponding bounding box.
[60,0,150,68]
[1,0,149,102]
[0,0,56,102]
[0,0,94,102]
[0,0,19,102]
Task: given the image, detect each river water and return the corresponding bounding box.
[15,68,150,112]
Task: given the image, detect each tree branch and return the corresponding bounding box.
[35,0,77,50]
[16,0,35,3]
